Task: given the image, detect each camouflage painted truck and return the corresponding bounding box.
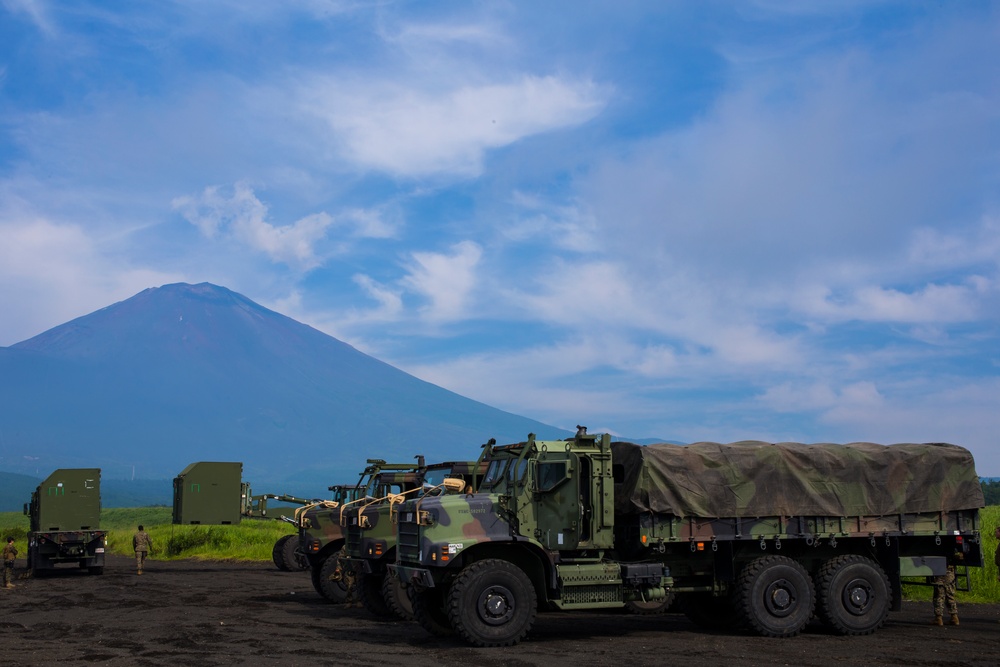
[251,488,350,572]
[23,468,107,576]
[298,458,426,603]
[342,460,486,619]
[389,428,984,646]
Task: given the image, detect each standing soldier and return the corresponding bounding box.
[336,548,359,608]
[994,526,1000,581]
[931,551,962,626]
[2,537,17,589]
[133,525,153,575]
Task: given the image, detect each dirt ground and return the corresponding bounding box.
[1,555,997,667]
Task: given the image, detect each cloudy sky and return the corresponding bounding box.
[2,1,999,471]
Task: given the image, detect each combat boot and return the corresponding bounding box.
[950,614,960,626]
[932,615,943,626]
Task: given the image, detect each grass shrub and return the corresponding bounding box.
[0,511,29,554]
[0,508,295,563]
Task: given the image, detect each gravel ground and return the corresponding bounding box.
[1,555,997,666]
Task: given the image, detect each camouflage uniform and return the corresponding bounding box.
[2,538,16,588]
[133,527,153,575]
[994,527,1000,581]
[340,552,358,607]
[931,565,958,624]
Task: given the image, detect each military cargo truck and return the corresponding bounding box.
[298,458,426,603]
[24,468,106,575]
[390,428,984,646]
[342,460,485,619]
[242,491,319,572]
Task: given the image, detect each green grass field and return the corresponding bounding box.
[0,507,297,562]
[2,505,998,602]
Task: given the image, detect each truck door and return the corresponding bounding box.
[534,449,583,551]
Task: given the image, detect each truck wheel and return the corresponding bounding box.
[382,572,414,620]
[280,535,309,572]
[736,555,815,638]
[272,535,293,571]
[816,555,890,635]
[314,551,349,603]
[358,572,393,617]
[447,558,537,647]
[679,592,739,629]
[625,590,675,615]
[408,584,453,637]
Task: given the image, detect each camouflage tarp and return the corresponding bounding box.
[612,441,984,518]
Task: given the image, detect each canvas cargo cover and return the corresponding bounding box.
[611,441,984,518]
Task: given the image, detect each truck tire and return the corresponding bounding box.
[88,566,104,575]
[281,535,309,572]
[272,535,293,571]
[736,555,815,638]
[447,558,537,647]
[408,584,453,637]
[358,571,393,617]
[313,550,349,603]
[815,555,890,635]
[382,571,414,620]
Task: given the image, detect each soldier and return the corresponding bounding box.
[931,560,960,626]
[133,525,153,575]
[338,550,359,608]
[2,537,17,589]
[994,526,1000,581]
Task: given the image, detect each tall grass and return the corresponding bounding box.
[0,508,296,562]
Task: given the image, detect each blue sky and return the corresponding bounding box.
[2,1,999,471]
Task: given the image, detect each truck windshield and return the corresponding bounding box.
[507,457,528,485]
[481,457,511,490]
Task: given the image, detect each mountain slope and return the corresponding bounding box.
[0,283,569,492]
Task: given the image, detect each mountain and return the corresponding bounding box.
[0,283,570,499]
[0,471,39,513]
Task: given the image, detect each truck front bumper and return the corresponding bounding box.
[388,563,435,588]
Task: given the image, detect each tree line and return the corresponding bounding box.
[982,478,1000,506]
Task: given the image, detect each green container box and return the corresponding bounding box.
[28,468,102,532]
[172,462,243,525]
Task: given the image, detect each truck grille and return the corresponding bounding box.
[397,515,421,563]
[344,525,362,554]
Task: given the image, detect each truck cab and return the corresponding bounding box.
[390,429,667,645]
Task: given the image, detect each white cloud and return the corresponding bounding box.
[300,74,608,177]
[401,240,483,322]
[501,192,600,253]
[907,217,1000,270]
[2,0,57,36]
[351,274,404,320]
[172,182,397,270]
[759,380,883,415]
[795,281,985,324]
[0,215,180,344]
[399,337,651,423]
[173,183,332,269]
